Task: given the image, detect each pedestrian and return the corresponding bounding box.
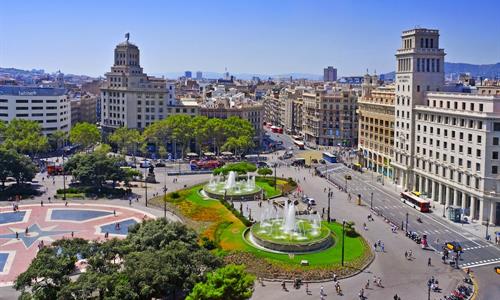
[136,197,139,202]
[363,222,367,231]
[113,210,116,216]
[71,231,74,237]
[105,231,109,238]
[48,197,51,203]
[373,275,377,285]
[365,279,370,289]
[404,251,408,259]
[377,277,382,287]
[381,242,385,252]
[281,280,286,290]
[40,200,44,207]
[373,243,377,252]
[359,288,365,299]
[65,201,68,206]
[320,285,324,295]
[129,199,132,206]
[408,250,412,259]
[25,226,29,236]
[428,257,432,266]
[305,282,309,294]
[15,231,19,239]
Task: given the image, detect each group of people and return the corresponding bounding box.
[373,239,385,252]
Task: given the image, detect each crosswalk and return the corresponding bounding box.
[460,258,500,268]
[462,245,492,251]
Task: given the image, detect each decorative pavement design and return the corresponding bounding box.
[0,204,154,286]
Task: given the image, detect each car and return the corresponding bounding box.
[155,161,166,167]
[344,174,352,180]
[495,266,500,275]
[139,160,151,168]
[444,241,463,252]
[257,161,269,168]
[308,198,316,206]
[319,159,326,164]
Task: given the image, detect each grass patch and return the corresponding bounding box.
[149,183,372,280]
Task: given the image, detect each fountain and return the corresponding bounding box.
[202,171,262,201]
[246,200,333,253]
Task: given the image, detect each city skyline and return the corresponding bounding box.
[1,0,499,77]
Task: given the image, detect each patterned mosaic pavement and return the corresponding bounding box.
[0,203,154,285]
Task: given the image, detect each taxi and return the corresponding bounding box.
[445,241,463,252]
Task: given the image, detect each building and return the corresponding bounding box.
[100,35,175,133]
[200,98,264,144]
[185,71,192,78]
[0,86,71,134]
[71,93,98,126]
[358,73,395,180]
[167,98,199,117]
[302,87,358,147]
[323,66,338,82]
[196,71,203,80]
[390,28,500,225]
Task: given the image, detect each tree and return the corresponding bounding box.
[166,115,194,158]
[213,162,257,176]
[1,119,48,155]
[186,264,255,300]
[257,167,273,177]
[0,148,37,186]
[64,151,127,187]
[48,130,68,152]
[69,122,101,150]
[109,127,143,155]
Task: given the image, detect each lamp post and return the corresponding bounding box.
[144,168,148,207]
[442,201,446,218]
[485,218,490,240]
[327,188,331,222]
[370,192,373,209]
[163,185,168,219]
[62,140,66,201]
[341,220,346,266]
[344,177,348,192]
[274,162,277,191]
[427,278,432,300]
[405,212,409,232]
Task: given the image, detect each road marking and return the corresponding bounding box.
[460,258,500,268]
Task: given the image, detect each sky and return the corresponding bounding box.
[1,0,499,77]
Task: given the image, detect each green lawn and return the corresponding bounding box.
[149,182,371,278]
[255,178,283,198]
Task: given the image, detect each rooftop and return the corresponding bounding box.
[0,86,67,97]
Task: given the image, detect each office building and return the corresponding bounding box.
[100,35,175,133]
[196,71,203,80]
[185,71,192,78]
[390,28,500,225]
[323,66,338,82]
[0,86,70,134]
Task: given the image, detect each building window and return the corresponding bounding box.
[494,123,500,131]
[492,166,498,174]
[494,137,499,145]
[493,152,498,159]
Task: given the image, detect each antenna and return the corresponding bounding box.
[125,33,130,41]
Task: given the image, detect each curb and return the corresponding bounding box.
[469,273,479,300]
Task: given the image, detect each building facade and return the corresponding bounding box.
[358,73,395,180]
[71,93,98,126]
[323,66,338,82]
[100,35,175,133]
[302,88,358,147]
[389,28,500,225]
[0,86,70,134]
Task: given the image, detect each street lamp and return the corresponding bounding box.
[163,185,168,219]
[144,168,148,207]
[485,218,490,240]
[370,192,373,209]
[341,219,346,266]
[62,141,66,201]
[274,162,277,191]
[405,212,409,232]
[327,188,331,222]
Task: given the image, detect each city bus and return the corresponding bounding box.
[322,152,337,163]
[400,191,431,212]
[293,140,305,150]
[292,135,303,141]
[245,154,268,163]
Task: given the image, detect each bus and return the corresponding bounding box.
[292,135,303,141]
[245,154,268,163]
[322,152,337,163]
[270,126,283,134]
[293,140,305,150]
[400,192,431,212]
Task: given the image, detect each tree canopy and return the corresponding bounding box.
[186,264,255,300]
[69,122,101,150]
[15,220,225,300]
[213,162,257,176]
[64,151,129,187]
[108,127,143,155]
[0,119,48,155]
[0,148,37,186]
[257,167,273,177]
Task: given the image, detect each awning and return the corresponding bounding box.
[204,152,216,156]
[221,151,233,155]
[186,153,199,157]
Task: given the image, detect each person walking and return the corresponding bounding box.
[320,285,324,296]
[365,279,370,289]
[404,251,408,259]
[381,242,385,252]
[428,257,432,266]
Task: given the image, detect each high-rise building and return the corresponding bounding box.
[389,28,500,225]
[323,66,338,82]
[196,71,203,80]
[392,28,445,189]
[0,86,71,134]
[100,35,175,133]
[185,71,192,78]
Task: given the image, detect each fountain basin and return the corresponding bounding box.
[202,172,262,201]
[248,219,333,253]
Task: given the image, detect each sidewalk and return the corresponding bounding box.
[357,167,500,245]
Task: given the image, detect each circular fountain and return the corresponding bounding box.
[246,200,333,253]
[202,171,262,201]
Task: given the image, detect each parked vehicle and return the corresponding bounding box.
[139,160,151,168]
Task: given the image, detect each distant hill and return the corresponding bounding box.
[382,62,500,81]
[154,72,322,81]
